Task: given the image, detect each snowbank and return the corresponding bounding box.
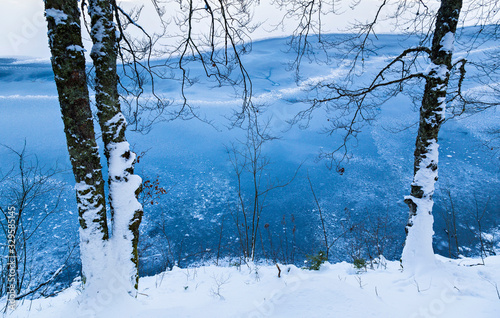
[8,255,500,318]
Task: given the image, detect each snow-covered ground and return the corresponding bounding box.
[9,255,500,317]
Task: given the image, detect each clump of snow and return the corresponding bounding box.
[440,32,455,54]
[74,181,113,302]
[45,8,68,25]
[107,141,143,295]
[66,45,86,52]
[402,141,441,274]
[105,113,127,139]
[412,141,440,197]
[426,62,450,81]
[8,256,500,317]
[88,3,110,57]
[401,203,437,275]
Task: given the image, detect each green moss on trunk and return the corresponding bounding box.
[45,0,108,239]
[88,0,143,292]
[406,0,463,219]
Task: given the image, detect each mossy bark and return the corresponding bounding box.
[45,0,108,286]
[406,0,462,220]
[403,0,463,268]
[88,0,143,293]
[45,0,108,238]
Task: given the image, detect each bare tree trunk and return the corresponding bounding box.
[87,0,143,295]
[402,0,463,273]
[44,0,109,293]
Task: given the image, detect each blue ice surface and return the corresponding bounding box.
[0,30,498,279]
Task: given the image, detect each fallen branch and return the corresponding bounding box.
[15,265,65,300]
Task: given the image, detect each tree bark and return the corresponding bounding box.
[402,0,463,273]
[44,0,109,291]
[87,0,143,295]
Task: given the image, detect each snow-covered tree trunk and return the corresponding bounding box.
[44,0,109,293]
[402,0,463,273]
[87,0,143,295]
